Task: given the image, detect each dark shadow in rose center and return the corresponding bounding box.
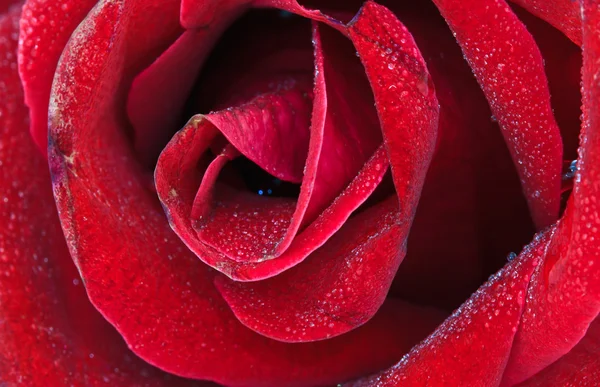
[229,156,301,198]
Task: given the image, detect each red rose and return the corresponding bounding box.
[0,0,598,385]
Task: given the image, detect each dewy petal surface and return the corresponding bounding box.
[517,317,600,386]
[47,0,448,384]
[508,0,582,45]
[18,0,97,156]
[0,5,205,386]
[500,1,600,383]
[345,231,549,387]
[381,0,535,310]
[432,0,563,229]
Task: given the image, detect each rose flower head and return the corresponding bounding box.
[0,0,598,386]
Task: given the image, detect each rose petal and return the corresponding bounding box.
[432,0,564,229]
[0,6,206,386]
[180,0,251,29]
[500,2,600,383]
[18,0,97,155]
[376,0,535,310]
[508,0,582,45]
[127,20,237,167]
[181,0,343,33]
[202,82,313,185]
[345,231,549,386]
[347,1,439,227]
[19,0,188,158]
[47,0,451,384]
[517,317,600,386]
[515,6,582,161]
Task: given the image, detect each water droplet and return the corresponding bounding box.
[562,159,578,180]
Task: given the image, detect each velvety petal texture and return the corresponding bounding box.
[518,318,600,387]
[345,232,549,387]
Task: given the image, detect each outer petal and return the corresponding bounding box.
[47,0,448,384]
[432,0,563,229]
[18,0,97,156]
[345,231,549,387]
[0,5,205,387]
[517,317,600,386]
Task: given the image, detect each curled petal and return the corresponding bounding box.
[215,1,439,342]
[18,0,97,155]
[433,0,564,229]
[156,19,383,280]
[0,6,200,386]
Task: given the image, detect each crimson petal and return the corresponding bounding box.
[0,6,205,386]
[345,232,548,386]
[432,0,563,229]
[517,317,600,386]
[345,2,600,383]
[508,0,582,45]
[18,0,97,155]
[127,22,236,167]
[500,2,600,383]
[47,0,450,384]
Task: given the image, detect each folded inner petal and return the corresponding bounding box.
[156,13,389,278]
[216,2,440,342]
